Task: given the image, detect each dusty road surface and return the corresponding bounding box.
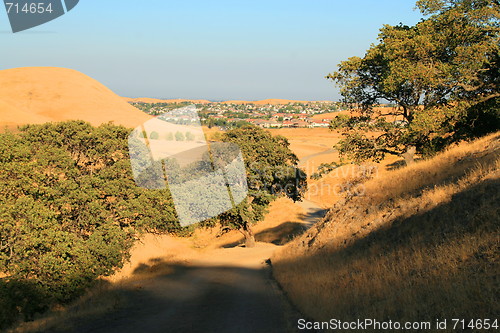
[26,148,335,333]
[298,149,331,227]
[47,244,298,333]
[298,148,337,169]
[297,199,328,228]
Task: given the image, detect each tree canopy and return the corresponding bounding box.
[218,125,307,247]
[328,0,499,164]
[0,121,182,327]
[0,122,307,327]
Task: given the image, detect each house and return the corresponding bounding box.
[255,120,281,128]
[290,120,309,128]
[310,119,331,128]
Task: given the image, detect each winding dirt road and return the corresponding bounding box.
[37,150,331,333]
[58,245,296,333]
[298,148,337,169]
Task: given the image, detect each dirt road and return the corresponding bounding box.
[298,148,336,168]
[297,199,328,228]
[31,150,332,333]
[45,245,298,333]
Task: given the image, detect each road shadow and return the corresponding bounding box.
[299,207,328,225]
[385,158,422,171]
[33,260,298,333]
[385,159,406,171]
[220,200,329,249]
[132,257,182,276]
[255,222,308,245]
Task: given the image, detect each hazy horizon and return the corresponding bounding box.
[1,0,424,101]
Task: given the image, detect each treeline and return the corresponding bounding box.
[131,102,192,115]
[140,130,197,141]
[203,118,252,129]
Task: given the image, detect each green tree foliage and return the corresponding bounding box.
[165,132,174,141]
[149,131,159,140]
[329,114,352,129]
[327,0,499,164]
[218,125,307,247]
[185,131,195,141]
[0,121,182,327]
[175,131,185,141]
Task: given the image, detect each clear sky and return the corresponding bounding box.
[0,0,424,101]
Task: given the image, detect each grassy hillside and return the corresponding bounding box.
[0,67,151,129]
[272,132,499,327]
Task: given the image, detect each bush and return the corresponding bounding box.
[175,131,185,141]
[0,278,50,330]
[165,132,174,141]
[149,131,159,140]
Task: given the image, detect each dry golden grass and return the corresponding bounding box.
[268,127,341,144]
[268,128,342,160]
[201,126,224,141]
[304,163,377,208]
[310,111,351,120]
[0,67,152,129]
[272,132,500,328]
[191,197,306,249]
[266,127,404,208]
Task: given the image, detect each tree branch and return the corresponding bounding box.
[377,148,402,156]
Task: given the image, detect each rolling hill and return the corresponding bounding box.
[123,97,212,104]
[123,97,329,105]
[0,67,152,129]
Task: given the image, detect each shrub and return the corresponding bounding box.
[175,131,185,141]
[149,131,159,140]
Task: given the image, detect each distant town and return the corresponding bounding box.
[130,101,343,129]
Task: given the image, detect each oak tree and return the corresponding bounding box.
[218,125,307,247]
[328,0,499,164]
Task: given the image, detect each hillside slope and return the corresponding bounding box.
[0,100,53,129]
[0,67,151,128]
[273,132,500,325]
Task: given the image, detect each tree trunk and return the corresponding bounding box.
[402,146,416,165]
[239,222,256,248]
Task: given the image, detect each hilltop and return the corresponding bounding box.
[272,132,500,324]
[123,97,213,104]
[0,67,151,129]
[124,97,331,105]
